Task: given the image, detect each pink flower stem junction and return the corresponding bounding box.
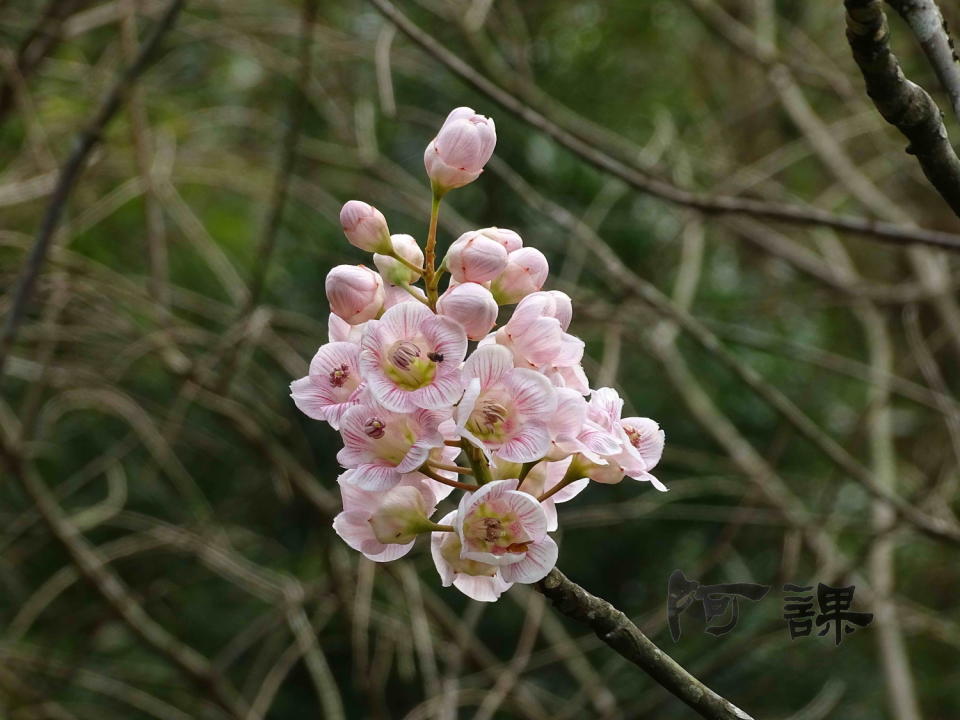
[537,465,583,503]
[463,440,494,485]
[391,253,425,276]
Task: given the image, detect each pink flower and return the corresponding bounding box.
[436,282,499,340]
[476,227,523,253]
[577,388,667,490]
[424,107,497,191]
[360,303,467,412]
[493,291,570,367]
[455,345,557,463]
[455,479,557,581]
[374,233,423,286]
[431,510,513,602]
[491,456,588,532]
[326,265,384,325]
[491,247,548,304]
[337,403,446,491]
[328,313,364,344]
[445,231,508,284]
[334,475,440,562]
[290,341,362,429]
[340,200,393,254]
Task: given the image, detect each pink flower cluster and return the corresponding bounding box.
[292,108,665,602]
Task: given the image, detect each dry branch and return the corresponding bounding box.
[845,0,960,217]
[0,0,185,379]
[370,0,960,250]
[536,569,754,720]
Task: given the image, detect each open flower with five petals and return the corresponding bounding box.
[455,345,557,463]
[360,303,467,412]
[290,341,362,429]
[337,403,446,491]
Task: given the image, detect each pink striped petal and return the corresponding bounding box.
[500,536,558,584]
[462,344,513,389]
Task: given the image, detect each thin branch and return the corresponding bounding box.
[845,0,960,217]
[888,0,960,122]
[370,0,960,250]
[0,0,185,379]
[535,569,755,720]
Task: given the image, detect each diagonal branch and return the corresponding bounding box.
[888,0,960,123]
[845,0,960,217]
[370,0,960,250]
[536,569,754,720]
[0,0,185,380]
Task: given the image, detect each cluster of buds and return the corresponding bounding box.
[292,108,665,601]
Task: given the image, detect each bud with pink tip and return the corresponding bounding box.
[491,247,549,304]
[374,234,423,286]
[437,282,499,340]
[325,264,384,325]
[477,227,522,252]
[424,107,497,192]
[340,200,393,254]
[445,231,509,284]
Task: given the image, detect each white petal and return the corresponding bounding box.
[341,464,401,492]
[379,301,433,341]
[500,536,558,584]
[453,573,512,602]
[333,512,414,562]
[462,344,513,389]
[507,369,557,418]
[498,423,551,464]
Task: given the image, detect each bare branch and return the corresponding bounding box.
[536,568,755,720]
[888,0,960,122]
[370,0,960,250]
[0,0,185,379]
[845,0,960,217]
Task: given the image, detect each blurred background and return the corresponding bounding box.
[2,0,959,718]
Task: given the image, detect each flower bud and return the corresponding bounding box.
[491,247,549,304]
[340,200,393,254]
[477,227,523,253]
[437,282,499,340]
[374,233,424,286]
[368,485,431,544]
[424,107,497,192]
[325,264,384,325]
[445,231,509,283]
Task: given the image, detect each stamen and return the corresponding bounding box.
[482,517,502,542]
[390,341,421,370]
[328,363,350,387]
[428,351,444,362]
[478,401,508,431]
[364,417,386,439]
[625,426,642,449]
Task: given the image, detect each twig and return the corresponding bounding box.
[370,0,960,250]
[888,0,960,122]
[844,0,960,217]
[535,569,755,720]
[0,0,185,379]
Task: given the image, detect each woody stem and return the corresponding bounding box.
[419,464,475,490]
[424,188,442,309]
[428,462,474,475]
